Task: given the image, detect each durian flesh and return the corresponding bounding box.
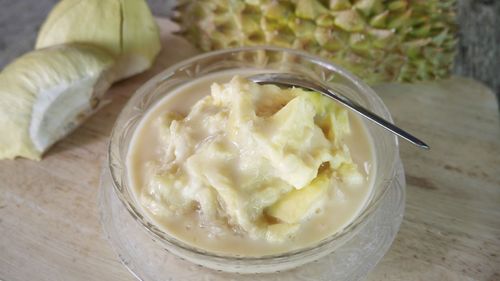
[175,0,457,83]
[141,76,363,242]
[36,0,161,81]
[0,44,115,160]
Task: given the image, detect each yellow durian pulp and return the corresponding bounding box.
[266,171,331,224]
[141,77,365,242]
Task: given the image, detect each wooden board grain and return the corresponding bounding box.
[0,19,198,281]
[369,79,500,281]
[0,19,499,281]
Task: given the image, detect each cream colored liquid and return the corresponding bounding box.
[127,70,376,256]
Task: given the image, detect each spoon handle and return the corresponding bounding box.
[322,86,429,149]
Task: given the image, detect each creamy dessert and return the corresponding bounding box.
[127,72,375,256]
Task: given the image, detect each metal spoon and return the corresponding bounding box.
[249,73,429,150]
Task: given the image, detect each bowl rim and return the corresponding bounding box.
[107,46,400,262]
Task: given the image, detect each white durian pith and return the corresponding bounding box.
[0,44,115,160]
[35,0,161,81]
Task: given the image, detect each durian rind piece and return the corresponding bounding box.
[36,0,121,57]
[0,44,115,160]
[119,0,162,79]
[36,0,161,81]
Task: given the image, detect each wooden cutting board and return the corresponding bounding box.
[0,19,499,281]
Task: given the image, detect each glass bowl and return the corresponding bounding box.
[100,47,404,277]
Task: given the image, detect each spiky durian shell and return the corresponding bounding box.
[174,0,457,83]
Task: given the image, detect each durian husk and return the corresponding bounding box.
[36,0,161,81]
[0,44,115,160]
[174,0,457,83]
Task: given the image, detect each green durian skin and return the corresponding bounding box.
[174,0,457,83]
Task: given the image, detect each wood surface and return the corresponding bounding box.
[0,19,499,281]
